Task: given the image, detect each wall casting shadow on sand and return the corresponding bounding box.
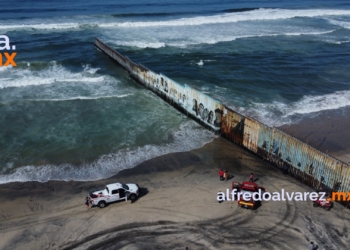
[278,108,350,164]
[1,133,350,249]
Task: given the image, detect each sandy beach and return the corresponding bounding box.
[1,135,349,250]
[279,108,350,164]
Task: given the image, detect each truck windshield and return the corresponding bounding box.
[122,184,129,190]
[106,187,109,193]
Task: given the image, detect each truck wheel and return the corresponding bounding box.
[324,206,331,211]
[129,194,136,201]
[98,201,106,208]
[313,203,319,207]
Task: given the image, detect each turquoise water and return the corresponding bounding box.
[1,0,350,182]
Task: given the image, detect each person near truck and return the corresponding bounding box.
[85,196,90,210]
[309,242,315,250]
[309,241,318,250]
[224,170,229,181]
[249,173,254,182]
[219,169,224,181]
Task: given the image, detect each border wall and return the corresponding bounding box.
[94,37,350,209]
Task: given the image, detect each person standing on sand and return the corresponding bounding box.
[309,241,315,250]
[249,173,254,182]
[85,196,90,210]
[224,170,229,181]
[219,169,224,181]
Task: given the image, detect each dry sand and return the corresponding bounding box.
[1,137,349,250]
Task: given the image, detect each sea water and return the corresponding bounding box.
[0,0,349,182]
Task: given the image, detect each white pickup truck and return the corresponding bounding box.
[89,182,140,208]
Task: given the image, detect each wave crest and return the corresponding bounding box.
[0,121,216,183]
[1,8,350,31]
[0,62,102,89]
[235,90,350,127]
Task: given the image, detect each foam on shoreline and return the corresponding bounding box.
[278,107,350,164]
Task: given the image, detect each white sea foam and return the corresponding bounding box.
[0,22,80,31]
[20,94,132,102]
[0,65,12,72]
[107,29,335,48]
[327,19,350,29]
[323,39,350,45]
[0,62,131,104]
[283,29,336,36]
[284,90,350,116]
[56,76,105,83]
[105,9,350,28]
[83,64,100,74]
[202,29,336,44]
[0,121,216,183]
[104,24,335,49]
[0,62,103,89]
[1,8,350,31]
[106,40,166,49]
[235,90,350,127]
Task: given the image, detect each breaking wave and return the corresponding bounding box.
[327,18,350,29]
[1,8,350,31]
[0,62,103,89]
[235,90,350,127]
[0,121,216,183]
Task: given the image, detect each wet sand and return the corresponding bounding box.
[1,136,349,250]
[279,109,350,164]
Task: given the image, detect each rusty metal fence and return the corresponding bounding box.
[94,37,350,209]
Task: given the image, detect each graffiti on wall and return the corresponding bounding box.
[184,85,222,130]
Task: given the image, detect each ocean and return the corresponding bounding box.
[1,0,350,183]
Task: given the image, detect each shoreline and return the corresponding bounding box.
[2,107,349,186]
[278,108,350,164]
[1,137,349,249]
